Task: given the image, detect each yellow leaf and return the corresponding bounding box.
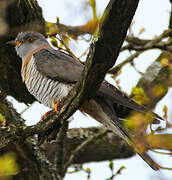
[0,153,19,177]
[86,168,91,174]
[124,112,153,132]
[0,113,6,126]
[116,166,125,174]
[109,161,114,171]
[131,87,149,105]
[46,22,54,27]
[124,112,155,153]
[138,27,145,35]
[46,22,57,36]
[163,105,168,120]
[151,84,166,96]
[63,35,70,47]
[160,58,169,67]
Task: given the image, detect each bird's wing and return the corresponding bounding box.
[33,48,162,123]
[98,81,163,122]
[98,81,145,111]
[33,48,84,83]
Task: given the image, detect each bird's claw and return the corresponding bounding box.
[41,110,52,120]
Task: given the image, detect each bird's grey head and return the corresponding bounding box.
[11,31,50,59]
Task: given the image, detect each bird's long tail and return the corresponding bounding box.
[81,98,160,171]
[104,113,160,171]
[138,152,159,170]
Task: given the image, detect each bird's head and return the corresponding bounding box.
[7,31,50,59]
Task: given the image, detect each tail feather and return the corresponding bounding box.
[104,112,160,170]
[109,115,160,170]
[99,81,163,124]
[91,97,160,171]
[138,152,160,171]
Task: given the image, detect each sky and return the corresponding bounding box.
[9,0,172,179]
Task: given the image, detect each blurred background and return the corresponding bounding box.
[4,0,172,179]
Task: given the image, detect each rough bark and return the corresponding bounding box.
[44,127,134,164]
[32,0,140,144]
[1,0,172,179]
[0,97,134,179]
[135,52,172,109]
[0,0,141,179]
[0,0,45,104]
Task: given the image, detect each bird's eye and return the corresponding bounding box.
[27,37,34,43]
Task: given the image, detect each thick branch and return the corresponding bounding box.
[0,0,140,145]
[0,2,140,179]
[133,52,172,109]
[31,0,140,142]
[44,127,134,164]
[3,0,172,179]
[1,0,171,161]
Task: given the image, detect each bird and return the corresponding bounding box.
[7,31,162,170]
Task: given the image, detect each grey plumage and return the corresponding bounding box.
[24,55,72,108]
[34,48,83,83]
[10,31,161,170]
[15,31,49,58]
[33,48,162,122]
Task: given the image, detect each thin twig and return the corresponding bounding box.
[108,51,143,75]
[121,29,172,52]
[63,129,109,173]
[159,165,172,170]
[150,149,172,155]
[58,34,80,61]
[108,29,172,75]
[20,102,36,115]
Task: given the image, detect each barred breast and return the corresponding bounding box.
[22,56,72,108]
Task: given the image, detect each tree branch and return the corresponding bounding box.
[43,127,134,164]
[63,129,108,173]
[30,0,140,143]
[133,52,172,109]
[1,0,172,179]
[122,30,172,52]
[0,2,140,179]
[108,29,172,75]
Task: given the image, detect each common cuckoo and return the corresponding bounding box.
[8,31,162,170]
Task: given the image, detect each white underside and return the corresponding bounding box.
[24,56,72,108]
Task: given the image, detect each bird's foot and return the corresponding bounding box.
[40,100,61,120]
[41,110,52,120]
[54,100,61,112]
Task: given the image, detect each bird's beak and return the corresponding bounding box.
[6,40,22,46]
